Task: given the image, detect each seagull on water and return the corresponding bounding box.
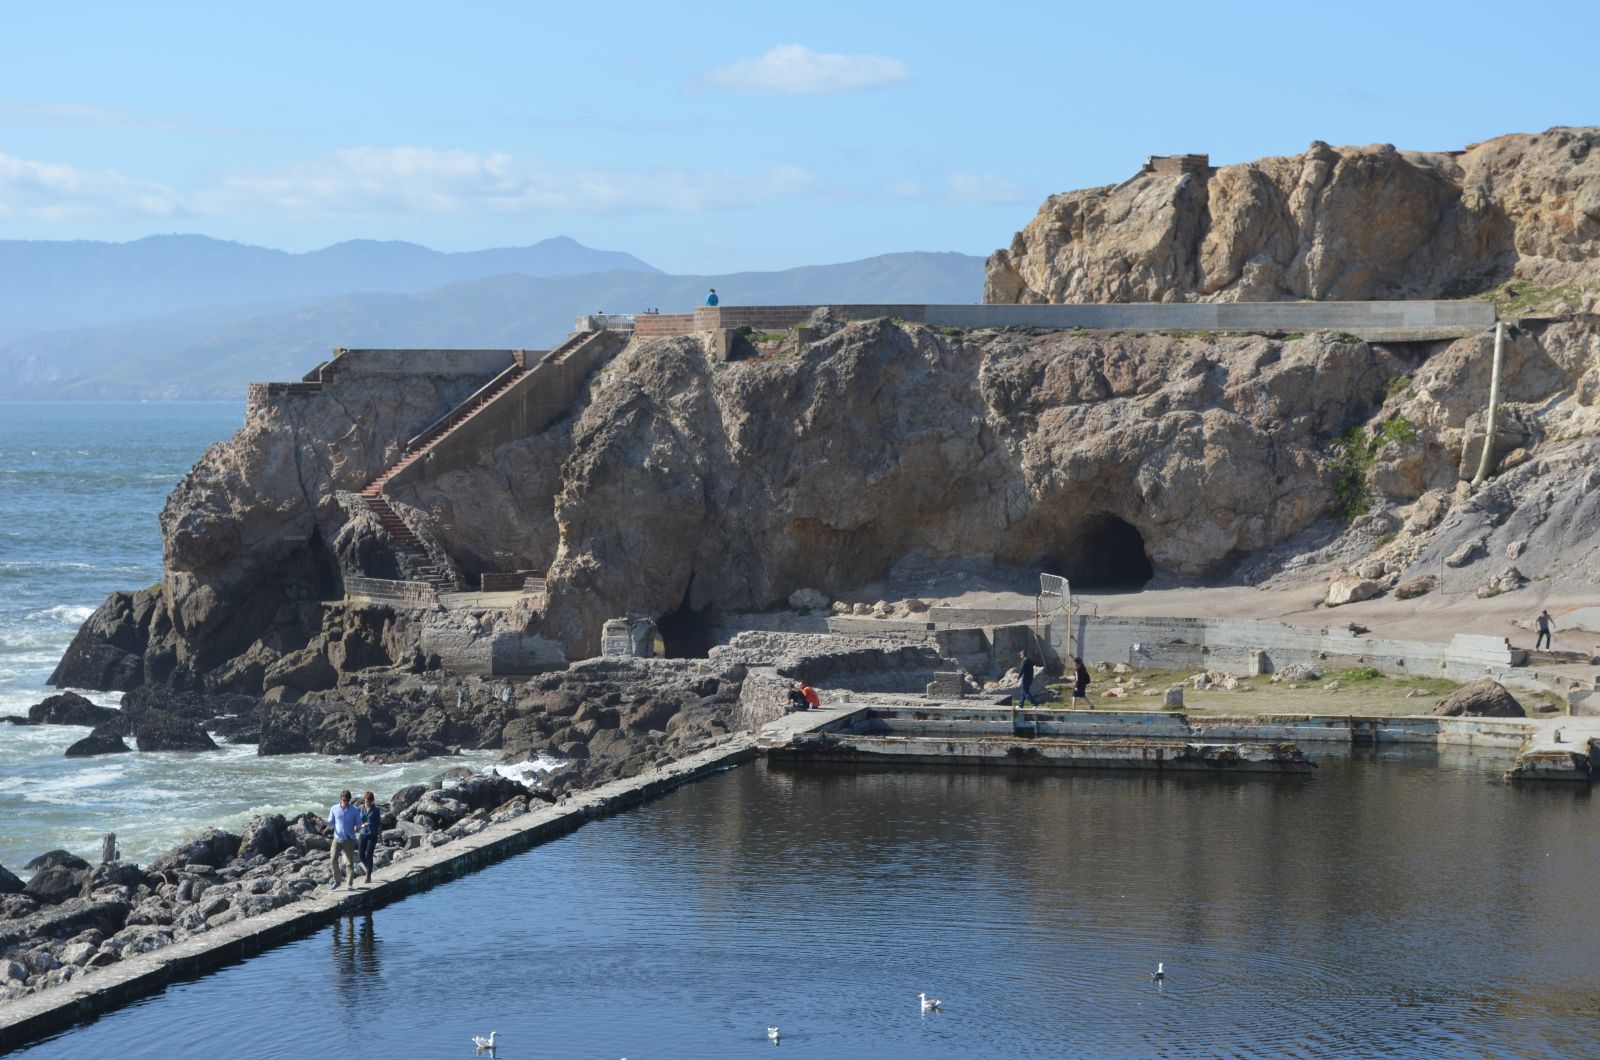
[471,1030,497,1051]
[768,1026,781,1042]
[919,992,942,1013]
[1152,962,1165,983]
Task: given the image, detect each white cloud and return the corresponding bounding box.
[703,44,908,95]
[945,171,1027,205]
[0,152,179,221]
[0,146,821,224]
[193,147,817,216]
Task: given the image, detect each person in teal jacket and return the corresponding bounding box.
[704,288,719,306]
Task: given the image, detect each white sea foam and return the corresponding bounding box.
[493,756,564,783]
[25,604,95,625]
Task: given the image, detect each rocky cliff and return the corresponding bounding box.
[985,128,1600,310]
[51,306,1600,697]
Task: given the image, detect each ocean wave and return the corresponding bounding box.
[24,604,95,625]
[493,756,564,783]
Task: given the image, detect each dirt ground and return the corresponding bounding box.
[1027,667,1568,718]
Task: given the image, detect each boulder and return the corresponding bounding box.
[134,712,219,752]
[23,865,87,905]
[787,587,829,611]
[0,864,23,894]
[1475,565,1528,598]
[27,692,119,727]
[149,829,241,872]
[235,814,290,861]
[1432,680,1525,718]
[1445,538,1483,568]
[1163,686,1184,709]
[24,850,90,873]
[65,729,133,757]
[0,897,132,951]
[1394,575,1439,600]
[1325,576,1381,607]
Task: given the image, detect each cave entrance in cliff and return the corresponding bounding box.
[1050,513,1154,590]
[657,585,716,659]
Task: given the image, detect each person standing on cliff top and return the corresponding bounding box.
[705,287,719,306]
[1015,650,1044,706]
[1535,609,1554,651]
[327,789,361,890]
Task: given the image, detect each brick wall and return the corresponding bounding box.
[633,313,697,337]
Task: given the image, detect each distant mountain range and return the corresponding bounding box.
[0,237,984,399]
[0,234,657,332]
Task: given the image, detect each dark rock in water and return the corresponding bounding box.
[149,829,241,872]
[360,745,435,764]
[121,686,260,724]
[24,850,90,873]
[209,713,261,744]
[1432,679,1526,717]
[47,589,158,691]
[235,814,290,861]
[134,711,219,752]
[0,715,30,725]
[257,702,320,756]
[0,864,24,894]
[65,729,133,757]
[23,865,87,905]
[28,691,119,727]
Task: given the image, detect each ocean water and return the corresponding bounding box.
[0,403,491,873]
[15,756,1600,1058]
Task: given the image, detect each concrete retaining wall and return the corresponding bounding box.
[327,348,520,379]
[658,301,1494,339]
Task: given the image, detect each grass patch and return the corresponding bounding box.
[1329,415,1418,520]
[1341,666,1384,682]
[1384,374,1412,401]
[1494,280,1589,317]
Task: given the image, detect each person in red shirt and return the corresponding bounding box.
[800,683,821,709]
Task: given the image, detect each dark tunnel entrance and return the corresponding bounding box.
[657,584,717,658]
[1049,513,1154,590]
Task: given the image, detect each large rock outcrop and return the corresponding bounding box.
[986,128,1600,309]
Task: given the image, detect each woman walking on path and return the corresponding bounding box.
[356,790,380,885]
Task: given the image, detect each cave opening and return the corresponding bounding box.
[657,583,717,659]
[1049,513,1154,590]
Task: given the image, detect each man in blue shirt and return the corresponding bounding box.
[327,789,361,890]
[705,288,719,306]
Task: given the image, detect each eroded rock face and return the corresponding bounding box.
[986,128,1600,307]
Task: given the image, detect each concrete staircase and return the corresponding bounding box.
[357,329,623,592]
[357,359,529,591]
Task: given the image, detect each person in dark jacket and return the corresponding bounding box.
[356,790,380,885]
[1535,609,1554,651]
[786,682,809,712]
[1015,650,1044,706]
[1072,657,1093,709]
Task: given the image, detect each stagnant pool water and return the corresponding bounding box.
[13,751,1600,1058]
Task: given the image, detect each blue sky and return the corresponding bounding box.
[2,0,1594,273]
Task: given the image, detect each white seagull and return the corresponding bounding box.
[768,1026,781,1042]
[1152,962,1165,983]
[919,992,942,1013]
[471,1030,498,1051]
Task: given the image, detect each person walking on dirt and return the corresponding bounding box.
[1535,609,1554,651]
[1072,657,1093,709]
[1015,650,1044,706]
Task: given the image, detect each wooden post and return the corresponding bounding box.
[1471,322,1505,487]
[101,833,118,864]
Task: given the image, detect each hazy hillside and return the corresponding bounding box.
[0,251,984,399]
[0,234,657,332]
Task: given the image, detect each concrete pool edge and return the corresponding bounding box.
[0,732,765,1050]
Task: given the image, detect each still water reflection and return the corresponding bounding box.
[15,752,1600,1058]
